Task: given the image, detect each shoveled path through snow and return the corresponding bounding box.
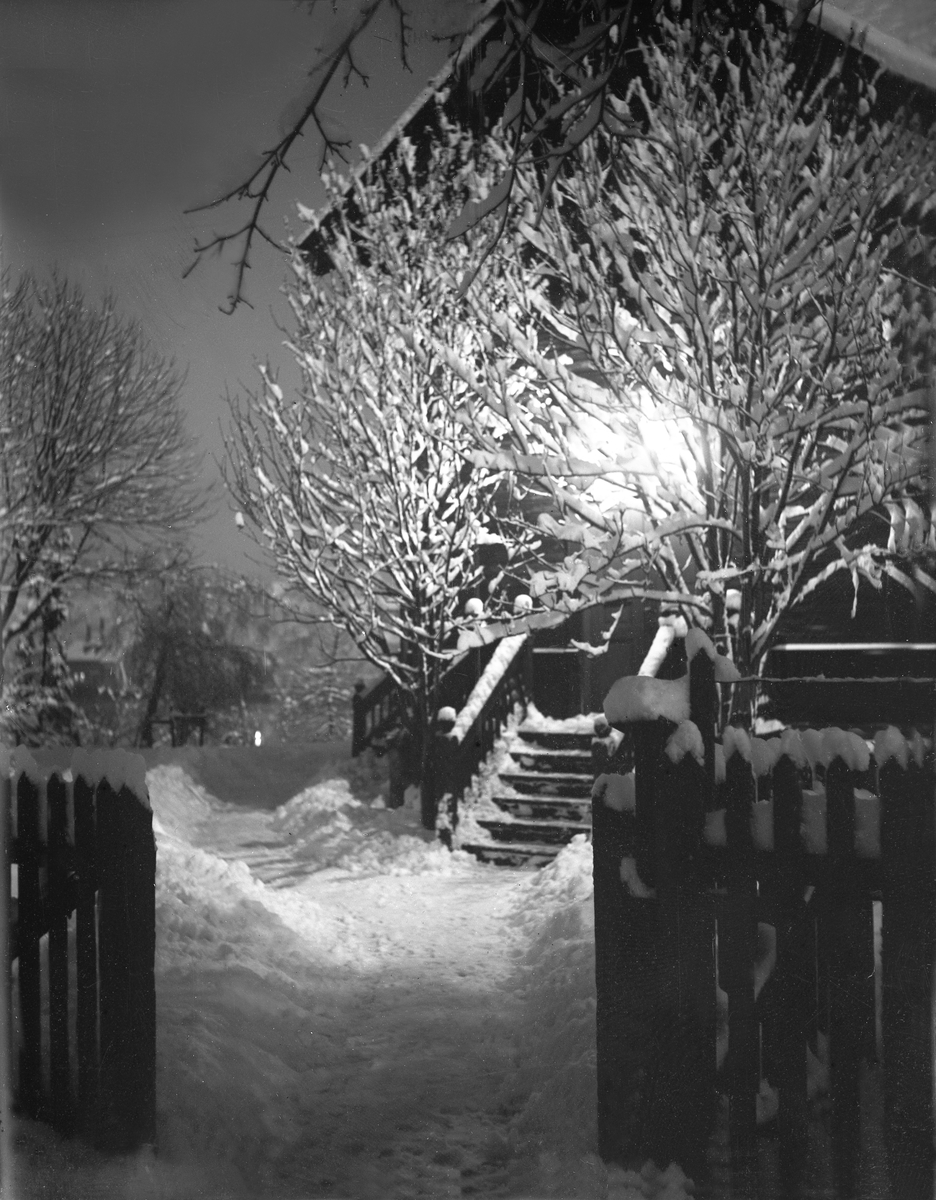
[179,798,538,1199]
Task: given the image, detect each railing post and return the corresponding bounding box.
[351,681,366,757]
[427,709,456,841]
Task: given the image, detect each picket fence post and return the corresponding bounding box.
[880,755,936,1200]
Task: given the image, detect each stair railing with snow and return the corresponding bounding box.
[0,747,156,1156]
[428,634,530,845]
[591,628,935,1199]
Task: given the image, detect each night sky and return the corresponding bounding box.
[1,0,467,575]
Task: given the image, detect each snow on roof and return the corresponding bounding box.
[604,673,690,726]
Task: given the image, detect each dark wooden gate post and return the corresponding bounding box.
[95,778,157,1152]
[16,772,44,1121]
[73,772,99,1139]
[46,773,74,1134]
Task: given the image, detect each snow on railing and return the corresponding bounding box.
[447,634,527,744]
[430,634,530,841]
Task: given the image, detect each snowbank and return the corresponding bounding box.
[271,775,479,876]
[9,746,699,1200]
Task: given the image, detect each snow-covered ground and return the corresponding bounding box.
[8,745,692,1200]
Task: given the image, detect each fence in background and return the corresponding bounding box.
[592,641,935,1199]
[0,747,156,1155]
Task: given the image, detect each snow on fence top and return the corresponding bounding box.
[684,627,742,682]
[604,673,691,725]
[0,746,149,807]
[665,720,706,766]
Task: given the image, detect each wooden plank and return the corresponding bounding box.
[879,757,936,1200]
[124,787,157,1148]
[719,748,759,1184]
[688,649,716,810]
[645,751,716,1184]
[822,757,872,1200]
[95,779,129,1151]
[765,754,809,1193]
[46,773,73,1134]
[96,780,158,1151]
[632,722,668,896]
[73,773,98,1138]
[0,771,14,1198]
[16,772,44,1120]
[592,764,653,1166]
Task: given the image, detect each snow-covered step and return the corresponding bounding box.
[477,817,591,847]
[509,744,593,774]
[460,840,562,868]
[497,769,594,798]
[514,727,595,752]
[492,793,592,823]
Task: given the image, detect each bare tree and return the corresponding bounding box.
[0,272,208,739]
[225,117,536,783]
[185,0,683,311]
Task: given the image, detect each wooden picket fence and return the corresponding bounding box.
[0,747,156,1154]
[592,642,935,1199]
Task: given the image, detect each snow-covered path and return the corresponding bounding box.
[11,748,682,1200]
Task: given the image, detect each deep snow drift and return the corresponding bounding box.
[8,745,692,1200]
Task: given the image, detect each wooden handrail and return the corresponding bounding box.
[350,643,499,758]
[428,635,530,839]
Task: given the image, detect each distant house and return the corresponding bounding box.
[299,1,936,717]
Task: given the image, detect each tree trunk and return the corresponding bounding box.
[137,640,170,748]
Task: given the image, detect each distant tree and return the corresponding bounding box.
[403,11,934,716]
[120,557,270,747]
[0,272,208,743]
[225,118,537,786]
[2,579,84,746]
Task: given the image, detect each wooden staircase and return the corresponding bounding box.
[458,717,597,867]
